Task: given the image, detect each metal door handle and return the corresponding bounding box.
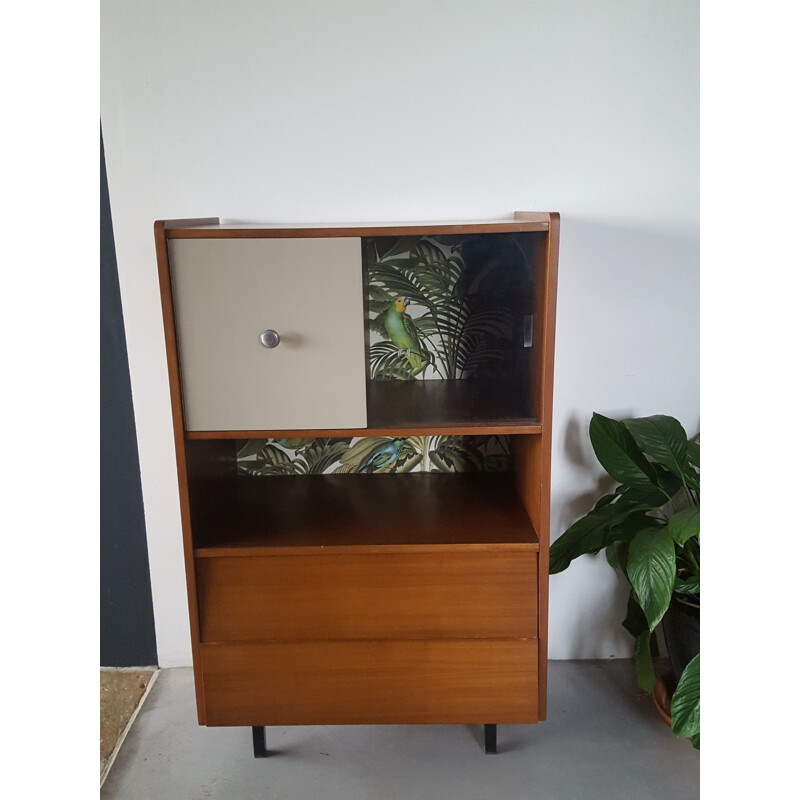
[259,330,280,349]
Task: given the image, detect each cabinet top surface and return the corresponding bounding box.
[161,213,557,238]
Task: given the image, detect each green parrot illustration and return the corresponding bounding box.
[356,438,407,473]
[385,296,425,374]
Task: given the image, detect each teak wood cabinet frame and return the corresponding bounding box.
[155,212,559,752]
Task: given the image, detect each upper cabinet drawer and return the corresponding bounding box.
[169,238,367,431]
[196,549,539,643]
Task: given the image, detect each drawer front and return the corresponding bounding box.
[201,639,538,725]
[196,549,538,642]
[169,237,367,431]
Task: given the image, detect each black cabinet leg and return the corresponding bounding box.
[252,726,268,758]
[484,724,497,754]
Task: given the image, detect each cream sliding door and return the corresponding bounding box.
[169,238,367,431]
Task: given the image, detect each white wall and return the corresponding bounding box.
[101,0,698,665]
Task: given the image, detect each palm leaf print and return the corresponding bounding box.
[365,234,525,381]
[236,438,353,475]
[237,436,510,475]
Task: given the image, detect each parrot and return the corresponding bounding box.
[384,296,425,374]
[356,439,407,473]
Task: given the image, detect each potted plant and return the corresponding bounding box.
[550,413,700,748]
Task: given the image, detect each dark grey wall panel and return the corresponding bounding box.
[100,130,158,666]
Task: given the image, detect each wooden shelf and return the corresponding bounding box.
[187,423,542,439]
[193,473,539,556]
[186,380,540,439]
[366,379,534,430]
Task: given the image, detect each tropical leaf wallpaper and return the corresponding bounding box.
[364,234,531,381]
[237,436,510,476]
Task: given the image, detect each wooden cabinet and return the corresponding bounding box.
[155,213,559,753]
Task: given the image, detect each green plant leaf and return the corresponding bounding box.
[623,591,656,692]
[610,511,661,544]
[679,538,700,578]
[684,465,700,496]
[623,415,688,481]
[626,528,676,630]
[654,463,684,500]
[549,497,647,574]
[686,439,700,469]
[690,733,700,750]
[592,493,618,511]
[669,508,700,545]
[674,576,700,594]
[685,439,700,498]
[605,511,657,575]
[633,630,656,693]
[615,466,681,507]
[616,487,669,509]
[605,514,662,580]
[589,413,664,495]
[670,653,700,740]
[612,540,630,573]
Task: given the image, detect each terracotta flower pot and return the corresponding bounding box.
[652,678,672,725]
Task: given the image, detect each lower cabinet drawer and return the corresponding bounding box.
[196,548,538,642]
[200,639,538,725]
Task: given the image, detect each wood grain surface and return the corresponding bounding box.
[201,639,538,725]
[509,211,560,720]
[154,220,220,724]
[535,212,559,717]
[196,549,538,642]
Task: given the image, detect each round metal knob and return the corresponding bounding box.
[259,330,280,349]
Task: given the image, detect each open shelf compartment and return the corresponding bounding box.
[190,470,538,556]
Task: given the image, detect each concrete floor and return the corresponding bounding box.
[101,661,698,800]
